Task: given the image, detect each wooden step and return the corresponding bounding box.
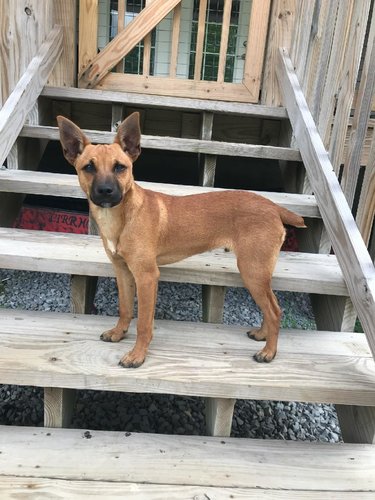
[19,124,301,161]
[2,478,374,500]
[0,425,374,496]
[0,228,347,295]
[42,85,290,119]
[0,168,320,218]
[1,309,373,405]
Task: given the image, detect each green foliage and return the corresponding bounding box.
[189,21,237,82]
[354,318,364,333]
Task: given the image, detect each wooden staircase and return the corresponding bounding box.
[1,76,375,495]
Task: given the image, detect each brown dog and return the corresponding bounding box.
[57,112,305,368]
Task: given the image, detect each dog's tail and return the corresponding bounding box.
[278,206,306,228]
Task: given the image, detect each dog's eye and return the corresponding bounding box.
[114,163,127,174]
[83,163,96,174]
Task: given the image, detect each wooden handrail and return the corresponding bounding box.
[277,47,375,360]
[0,25,63,167]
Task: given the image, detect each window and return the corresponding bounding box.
[101,0,249,82]
[109,0,156,75]
[189,0,241,82]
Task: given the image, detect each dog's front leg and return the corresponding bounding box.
[119,264,160,368]
[101,258,135,343]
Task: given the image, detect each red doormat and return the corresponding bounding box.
[14,205,299,250]
[14,206,89,234]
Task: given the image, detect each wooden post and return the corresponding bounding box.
[202,285,226,323]
[46,272,98,428]
[44,388,76,428]
[198,111,226,324]
[205,398,236,437]
[199,112,216,186]
[261,0,296,106]
[335,405,375,444]
[199,109,234,435]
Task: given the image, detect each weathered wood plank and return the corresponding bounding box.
[78,0,98,76]
[44,387,76,428]
[205,397,236,437]
[243,0,271,101]
[336,405,375,444]
[0,26,63,167]
[115,0,126,73]
[79,0,182,88]
[1,477,373,499]
[302,0,339,123]
[49,0,77,87]
[328,1,370,174]
[194,0,208,80]
[0,169,319,217]
[290,0,315,89]
[317,1,354,148]
[19,125,301,161]
[0,310,374,404]
[341,7,375,208]
[202,285,226,323]
[357,132,375,245]
[1,426,375,491]
[0,0,53,103]
[169,3,181,77]
[199,111,216,185]
[0,169,320,217]
[143,0,156,77]
[262,0,296,106]
[276,48,375,359]
[97,73,258,102]
[0,228,347,294]
[217,0,232,84]
[41,86,289,118]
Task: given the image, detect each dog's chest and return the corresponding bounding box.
[94,208,122,256]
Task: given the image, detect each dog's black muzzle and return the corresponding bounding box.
[90,177,123,208]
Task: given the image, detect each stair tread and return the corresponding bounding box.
[0,168,320,217]
[0,425,374,492]
[19,124,302,161]
[0,309,373,405]
[42,85,290,118]
[0,227,347,294]
[1,478,374,499]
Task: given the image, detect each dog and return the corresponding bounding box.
[57,112,305,368]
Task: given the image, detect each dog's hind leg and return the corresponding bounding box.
[235,238,282,363]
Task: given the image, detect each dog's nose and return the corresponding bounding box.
[91,178,122,208]
[97,184,113,195]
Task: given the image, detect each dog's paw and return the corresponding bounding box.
[247,328,266,342]
[118,349,145,369]
[253,348,276,363]
[100,329,127,343]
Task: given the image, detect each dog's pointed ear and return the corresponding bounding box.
[114,112,141,162]
[56,116,90,166]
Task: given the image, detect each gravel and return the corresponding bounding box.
[0,269,342,442]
